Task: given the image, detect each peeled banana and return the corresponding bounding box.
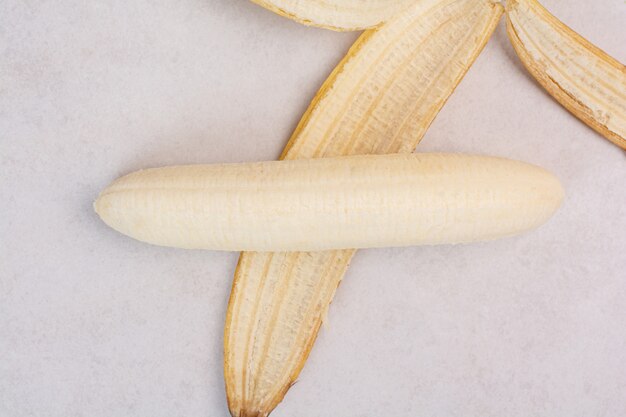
[224,0,504,416]
[95,153,563,251]
[506,0,626,149]
[248,0,415,31]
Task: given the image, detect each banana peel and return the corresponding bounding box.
[248,0,415,31]
[506,0,626,149]
[223,1,504,416]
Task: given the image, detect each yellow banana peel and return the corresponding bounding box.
[249,0,415,31]
[507,0,626,149]
[224,1,504,416]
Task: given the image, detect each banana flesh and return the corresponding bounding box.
[224,1,504,416]
[95,154,563,251]
[506,0,626,149]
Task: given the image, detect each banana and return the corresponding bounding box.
[223,0,503,415]
[248,0,415,31]
[506,0,626,149]
[95,153,563,251]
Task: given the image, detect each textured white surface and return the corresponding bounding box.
[1,0,625,416]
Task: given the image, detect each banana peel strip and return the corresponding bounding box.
[224,1,504,416]
[249,0,415,31]
[506,0,626,149]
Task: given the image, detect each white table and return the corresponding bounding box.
[1,0,625,415]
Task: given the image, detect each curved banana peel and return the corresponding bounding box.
[224,0,504,416]
[249,0,415,31]
[506,0,626,149]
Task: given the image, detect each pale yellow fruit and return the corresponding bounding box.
[249,0,415,31]
[95,153,563,251]
[507,0,626,149]
[224,0,504,415]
